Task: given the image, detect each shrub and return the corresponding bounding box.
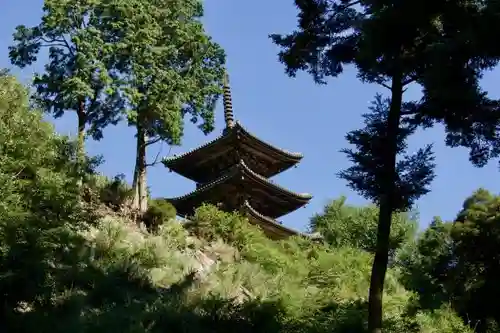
[143,198,177,231]
[102,174,133,209]
[0,73,91,331]
[82,173,134,213]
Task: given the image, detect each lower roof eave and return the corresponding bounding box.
[243,201,299,239]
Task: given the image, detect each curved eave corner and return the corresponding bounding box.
[161,130,231,168]
[165,169,236,203]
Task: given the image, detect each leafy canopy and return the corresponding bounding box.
[310,196,418,256]
[270,0,500,166]
[0,71,91,321]
[0,74,472,332]
[9,0,124,141]
[100,0,226,144]
[338,95,436,211]
[400,189,500,332]
[269,2,498,331]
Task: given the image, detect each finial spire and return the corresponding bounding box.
[223,71,235,128]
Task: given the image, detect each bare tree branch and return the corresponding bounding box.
[146,142,172,167]
[61,35,75,56]
[145,137,162,146]
[39,43,68,48]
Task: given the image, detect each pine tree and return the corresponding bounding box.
[270,1,500,331]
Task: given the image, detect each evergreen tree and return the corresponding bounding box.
[270,1,500,331]
[8,0,125,162]
[99,0,225,213]
[400,189,500,332]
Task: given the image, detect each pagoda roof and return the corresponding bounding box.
[242,201,299,240]
[167,160,312,219]
[162,122,303,183]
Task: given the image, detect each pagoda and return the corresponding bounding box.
[162,73,312,240]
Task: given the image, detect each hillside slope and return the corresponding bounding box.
[50,198,471,333]
[0,72,471,333]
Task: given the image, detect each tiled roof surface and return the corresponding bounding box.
[167,159,312,202]
[162,122,303,166]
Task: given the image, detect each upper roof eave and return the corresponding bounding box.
[162,122,303,168]
[236,122,303,159]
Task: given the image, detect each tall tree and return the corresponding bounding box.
[270,1,500,332]
[100,0,225,213]
[9,0,124,163]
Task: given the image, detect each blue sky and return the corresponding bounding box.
[1,0,499,232]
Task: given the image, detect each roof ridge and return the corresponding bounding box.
[167,165,239,202]
[236,122,303,158]
[162,130,230,163]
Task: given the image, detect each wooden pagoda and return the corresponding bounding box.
[162,73,312,240]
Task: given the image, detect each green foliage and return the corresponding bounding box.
[338,96,436,211]
[94,0,225,212]
[189,204,263,244]
[0,72,93,328]
[83,173,133,210]
[397,218,453,310]
[101,0,226,142]
[99,174,133,209]
[8,0,124,149]
[311,196,418,256]
[400,189,500,332]
[0,72,472,333]
[188,204,470,333]
[143,199,177,231]
[338,93,434,332]
[270,2,500,330]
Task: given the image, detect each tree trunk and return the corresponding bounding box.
[132,121,148,214]
[367,73,403,333]
[76,100,86,165]
[75,100,86,186]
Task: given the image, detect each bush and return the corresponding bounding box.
[0,73,91,330]
[143,198,177,231]
[100,174,133,209]
[83,173,133,210]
